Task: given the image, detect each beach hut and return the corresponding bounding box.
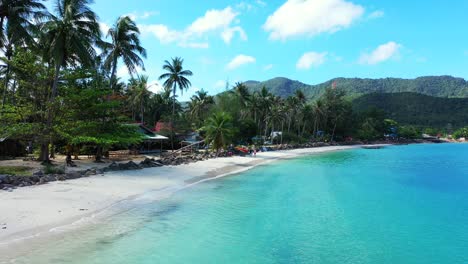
[134,124,169,155]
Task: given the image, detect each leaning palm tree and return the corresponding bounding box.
[158,57,192,151]
[202,112,235,156]
[101,15,146,91]
[38,0,100,162]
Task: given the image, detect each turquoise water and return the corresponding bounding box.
[9,144,468,264]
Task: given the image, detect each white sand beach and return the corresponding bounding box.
[0,145,370,257]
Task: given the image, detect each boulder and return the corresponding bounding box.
[66,171,82,179]
[108,161,119,170]
[85,170,96,176]
[33,170,44,177]
[56,175,67,181]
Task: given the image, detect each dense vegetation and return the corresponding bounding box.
[353,93,468,129]
[245,76,468,100]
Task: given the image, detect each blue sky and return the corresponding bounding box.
[46,0,468,100]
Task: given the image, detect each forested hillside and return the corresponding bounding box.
[352,93,468,129]
[245,76,468,100]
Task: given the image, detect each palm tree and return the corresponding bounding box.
[202,112,234,156]
[188,89,214,128]
[127,75,151,124]
[42,0,100,98]
[101,15,146,91]
[0,0,47,110]
[313,99,326,138]
[38,0,100,162]
[0,0,46,48]
[158,57,193,151]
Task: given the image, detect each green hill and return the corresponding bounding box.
[352,93,468,129]
[244,76,468,100]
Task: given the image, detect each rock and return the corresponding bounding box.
[0,174,8,184]
[85,170,96,176]
[56,175,67,181]
[33,170,44,177]
[66,172,81,179]
[96,169,104,175]
[108,162,119,171]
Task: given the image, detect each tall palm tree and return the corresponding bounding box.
[313,99,326,138]
[0,0,47,110]
[101,15,146,91]
[42,0,100,98]
[202,112,234,156]
[158,57,192,151]
[127,75,151,124]
[38,0,100,162]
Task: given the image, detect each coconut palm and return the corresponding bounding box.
[0,0,46,48]
[202,112,235,156]
[101,15,146,91]
[188,89,214,128]
[158,57,192,151]
[0,0,47,110]
[42,0,100,98]
[38,0,100,162]
[127,75,151,124]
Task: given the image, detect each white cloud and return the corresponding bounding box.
[187,7,238,35]
[117,66,145,79]
[221,26,247,44]
[296,52,328,70]
[359,41,402,65]
[368,10,384,19]
[256,0,267,6]
[263,0,364,41]
[99,22,110,35]
[227,54,256,70]
[179,42,210,49]
[263,64,273,71]
[148,80,164,94]
[139,6,247,48]
[125,11,159,21]
[139,24,180,44]
[214,80,227,89]
[237,2,254,11]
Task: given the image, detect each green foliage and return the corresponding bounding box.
[453,127,468,139]
[353,93,468,129]
[0,166,31,176]
[201,112,236,152]
[43,164,65,175]
[399,126,421,139]
[245,76,468,100]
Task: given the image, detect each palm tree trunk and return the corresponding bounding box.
[95,145,103,162]
[331,120,337,142]
[40,63,61,163]
[140,100,144,124]
[171,84,176,152]
[110,57,118,91]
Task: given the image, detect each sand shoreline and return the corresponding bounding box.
[0,145,384,259]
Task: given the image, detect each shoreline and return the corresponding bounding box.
[0,144,385,259]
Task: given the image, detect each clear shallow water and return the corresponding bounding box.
[9,144,468,264]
